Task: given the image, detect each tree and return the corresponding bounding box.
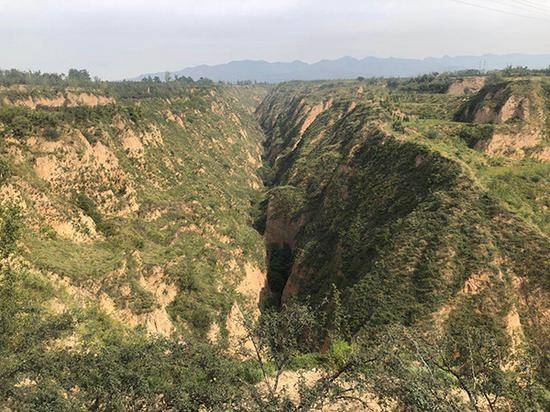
[236,301,376,411]
[362,315,547,411]
[67,68,91,84]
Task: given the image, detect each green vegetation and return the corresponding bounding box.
[479,160,550,233]
[0,70,548,410]
[0,75,269,341]
[0,204,258,411]
[388,72,454,93]
[256,74,549,409]
[74,193,115,236]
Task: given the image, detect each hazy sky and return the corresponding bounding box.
[1,0,549,79]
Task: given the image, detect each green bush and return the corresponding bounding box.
[39,225,57,240]
[458,125,494,148]
[128,282,157,314]
[9,114,32,138]
[327,339,352,368]
[426,129,439,139]
[394,73,454,94]
[0,106,60,139]
[392,119,404,132]
[43,126,60,141]
[74,193,115,237]
[0,160,11,184]
[289,352,323,370]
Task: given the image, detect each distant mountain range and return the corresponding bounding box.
[131,53,550,83]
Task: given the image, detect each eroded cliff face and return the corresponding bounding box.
[0,83,269,342]
[447,76,486,96]
[256,80,549,359]
[455,79,549,159]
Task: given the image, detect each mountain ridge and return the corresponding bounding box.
[131,53,550,83]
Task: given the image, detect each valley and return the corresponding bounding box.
[0,71,548,410]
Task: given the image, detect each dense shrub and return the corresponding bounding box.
[43,126,60,141]
[0,160,11,184]
[388,73,454,94]
[0,106,60,139]
[74,193,115,236]
[458,124,494,148]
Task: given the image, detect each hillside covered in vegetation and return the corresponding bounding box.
[256,73,549,409]
[0,70,548,410]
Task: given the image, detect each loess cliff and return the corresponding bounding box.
[0,81,268,342]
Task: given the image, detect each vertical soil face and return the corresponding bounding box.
[263,216,304,306]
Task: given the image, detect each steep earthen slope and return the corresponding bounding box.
[455,78,549,159]
[256,80,549,372]
[0,82,269,341]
